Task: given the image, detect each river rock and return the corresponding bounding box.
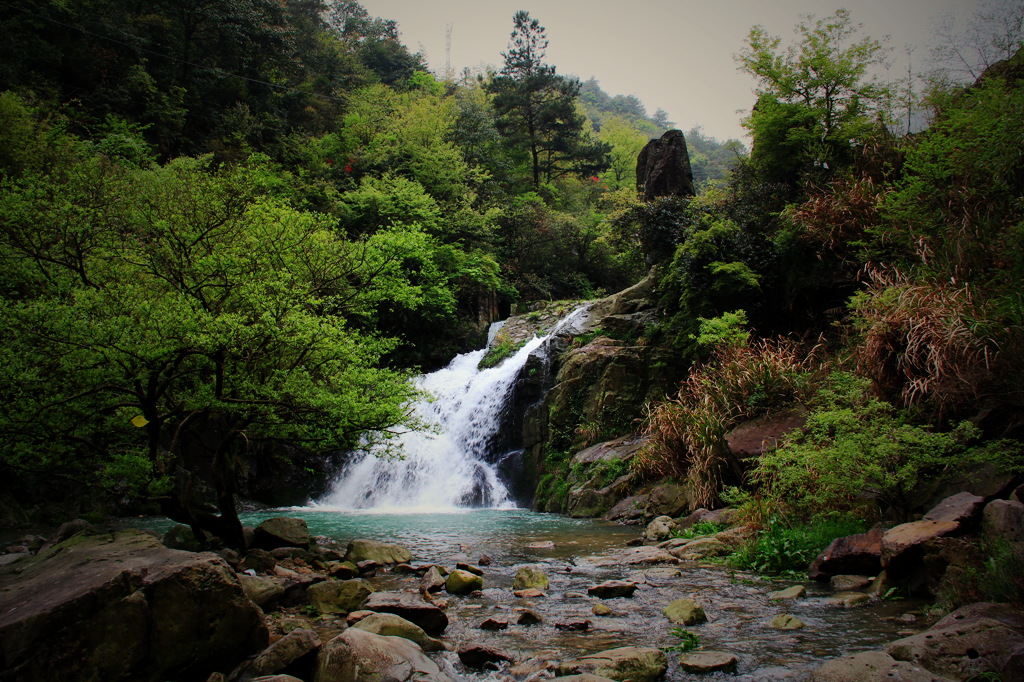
[421,565,447,593]
[516,608,544,625]
[830,575,872,591]
[329,561,359,579]
[479,617,508,631]
[343,539,412,565]
[592,603,614,616]
[881,520,958,576]
[350,612,445,652]
[445,568,483,594]
[808,528,883,581]
[0,529,267,682]
[769,613,805,629]
[314,628,451,682]
[923,491,986,526]
[643,484,691,520]
[239,574,286,611]
[307,578,374,614]
[643,515,676,542]
[241,548,278,575]
[514,588,546,598]
[664,598,707,625]
[604,495,647,524]
[808,650,951,681]
[669,537,731,560]
[253,517,310,550]
[768,585,806,600]
[232,628,320,682]
[513,565,549,590]
[982,498,1024,543]
[555,619,592,631]
[588,580,637,599]
[678,651,739,674]
[826,591,871,607]
[458,642,515,669]
[363,591,449,635]
[456,562,484,576]
[557,646,668,682]
[597,546,677,566]
[886,604,1024,679]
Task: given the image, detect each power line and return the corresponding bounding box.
[0,0,347,104]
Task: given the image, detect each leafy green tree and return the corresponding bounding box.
[598,116,648,190]
[487,11,610,187]
[737,9,892,176]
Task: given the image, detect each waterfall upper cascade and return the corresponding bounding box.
[316,305,591,512]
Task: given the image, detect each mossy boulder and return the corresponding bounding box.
[306,579,374,614]
[513,565,549,591]
[663,598,707,625]
[343,539,412,565]
[556,646,668,682]
[445,569,483,594]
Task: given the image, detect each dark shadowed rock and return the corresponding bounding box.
[350,612,445,652]
[232,628,320,682]
[458,642,514,669]
[252,517,310,550]
[923,491,986,527]
[636,129,695,201]
[588,580,638,599]
[363,591,449,635]
[881,520,958,577]
[306,578,373,615]
[982,498,1024,543]
[725,407,807,462]
[0,529,267,682]
[808,528,883,581]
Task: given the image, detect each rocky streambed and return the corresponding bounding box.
[4,508,1019,682]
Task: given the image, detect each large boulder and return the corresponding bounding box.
[314,628,451,682]
[513,565,549,591]
[232,628,320,682]
[663,598,707,625]
[724,407,807,462]
[881,520,958,577]
[808,528,884,581]
[808,650,951,681]
[587,580,638,599]
[0,529,267,682]
[642,483,691,521]
[643,516,676,542]
[343,539,412,565]
[349,612,445,652]
[923,491,986,527]
[982,498,1024,543]
[362,591,449,636]
[636,129,695,202]
[306,579,374,615]
[252,517,310,550]
[557,646,667,682]
[444,568,483,594]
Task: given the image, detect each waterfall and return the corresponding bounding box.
[315,305,591,512]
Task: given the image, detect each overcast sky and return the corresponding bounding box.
[358,0,991,143]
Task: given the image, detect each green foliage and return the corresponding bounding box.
[751,372,1022,521]
[672,521,729,540]
[937,539,1024,611]
[478,338,526,370]
[664,628,701,652]
[730,516,867,575]
[694,310,750,350]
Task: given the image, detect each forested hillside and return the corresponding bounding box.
[0,0,1021,580]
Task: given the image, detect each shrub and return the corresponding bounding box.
[730,516,866,575]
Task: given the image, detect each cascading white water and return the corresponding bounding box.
[315,306,591,512]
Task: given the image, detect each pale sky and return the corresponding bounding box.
[358,0,991,143]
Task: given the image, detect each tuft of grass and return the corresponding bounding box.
[664,627,701,652]
[478,338,526,369]
[729,516,866,576]
[672,520,729,540]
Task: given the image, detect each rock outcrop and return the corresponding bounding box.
[636,129,695,201]
[0,529,267,682]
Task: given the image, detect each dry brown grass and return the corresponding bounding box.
[854,266,1003,419]
[638,339,827,508]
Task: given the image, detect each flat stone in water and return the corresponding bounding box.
[830,575,873,591]
[826,592,872,608]
[769,585,806,600]
[587,580,638,599]
[514,588,546,598]
[769,614,806,630]
[678,650,739,674]
[664,598,707,625]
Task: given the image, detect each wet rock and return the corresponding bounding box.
[232,628,320,682]
[808,650,951,681]
[458,642,514,669]
[479,617,508,631]
[643,567,682,580]
[350,612,445,652]
[768,585,806,600]
[315,628,451,682]
[881,520,959,576]
[643,515,676,542]
[605,495,647,524]
[808,528,883,581]
[923,491,986,527]
[253,517,310,550]
[514,588,546,598]
[599,546,677,566]
[445,568,483,594]
[239,574,286,611]
[513,565,549,590]
[306,578,374,615]
[363,591,449,635]
[826,591,871,608]
[328,561,358,579]
[343,539,412,565]
[587,580,637,599]
[664,598,707,625]
[557,646,668,682]
[669,537,731,560]
[240,549,278,575]
[420,566,446,593]
[516,608,544,625]
[830,575,872,591]
[162,524,211,551]
[456,562,484,576]
[37,518,99,553]
[769,613,805,630]
[478,554,492,566]
[280,616,315,633]
[982,498,1024,543]
[356,559,378,576]
[678,651,739,674]
[551,676,618,682]
[0,529,267,682]
[932,602,1024,631]
[886,604,1024,679]
[592,603,614,616]
[555,619,592,631]
[643,483,691,521]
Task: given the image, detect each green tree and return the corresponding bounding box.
[487,11,610,187]
[598,116,648,190]
[737,9,892,176]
